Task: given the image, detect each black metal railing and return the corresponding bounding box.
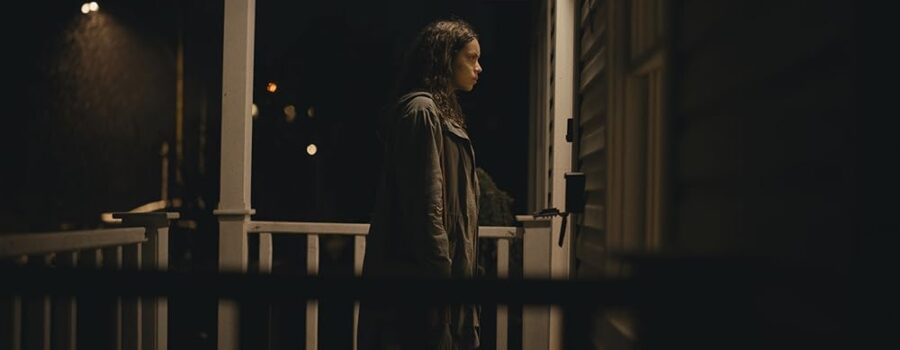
[1,256,846,350]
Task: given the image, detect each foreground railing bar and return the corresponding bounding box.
[248,221,369,235]
[306,235,319,350]
[0,268,633,306]
[0,228,147,258]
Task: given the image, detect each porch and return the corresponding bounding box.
[2,0,857,348]
[2,214,577,350]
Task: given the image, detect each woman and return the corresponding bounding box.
[359,18,484,350]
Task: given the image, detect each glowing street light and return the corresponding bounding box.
[307,144,318,156]
[81,2,99,14]
[266,81,278,93]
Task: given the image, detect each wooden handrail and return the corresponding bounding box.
[480,226,520,239]
[0,227,146,258]
[248,221,368,235]
[247,220,520,239]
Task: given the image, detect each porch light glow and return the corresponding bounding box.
[266,82,278,93]
[81,2,99,14]
[307,144,317,156]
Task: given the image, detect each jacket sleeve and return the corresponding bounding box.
[393,105,452,278]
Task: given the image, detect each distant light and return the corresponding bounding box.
[81,2,99,14]
[283,104,297,123]
[307,144,318,156]
[251,103,259,119]
[266,82,278,93]
[307,106,315,118]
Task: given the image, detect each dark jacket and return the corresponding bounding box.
[359,92,481,349]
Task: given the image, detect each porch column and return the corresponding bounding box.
[214,0,256,349]
[549,1,576,349]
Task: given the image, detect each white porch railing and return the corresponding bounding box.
[0,212,178,350]
[230,215,554,350]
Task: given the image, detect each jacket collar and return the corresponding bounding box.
[443,119,471,142]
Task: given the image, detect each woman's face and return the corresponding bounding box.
[451,39,482,92]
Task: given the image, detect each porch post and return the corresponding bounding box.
[549,2,576,349]
[214,0,256,349]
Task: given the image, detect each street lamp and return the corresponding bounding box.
[81,2,99,14]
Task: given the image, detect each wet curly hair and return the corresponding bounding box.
[395,18,479,127]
